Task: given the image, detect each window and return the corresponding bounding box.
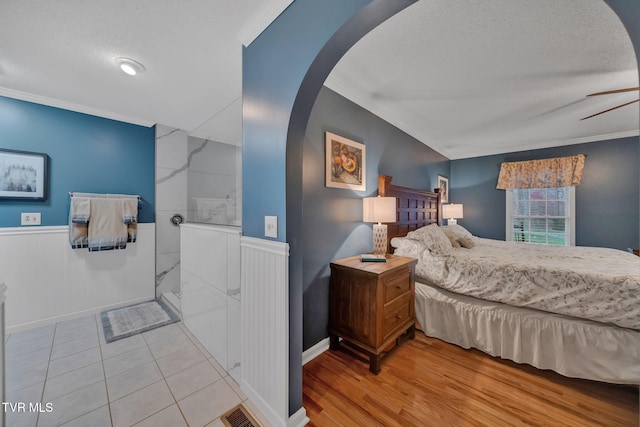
[506,187,575,246]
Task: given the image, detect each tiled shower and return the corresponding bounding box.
[155,124,243,381]
[155,125,242,297]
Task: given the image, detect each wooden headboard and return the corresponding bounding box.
[378,175,441,252]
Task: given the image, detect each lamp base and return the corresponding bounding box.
[447,218,458,225]
[372,223,388,256]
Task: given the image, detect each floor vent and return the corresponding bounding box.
[221,404,260,427]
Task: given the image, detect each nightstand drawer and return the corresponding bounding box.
[383,269,410,303]
[383,292,412,339]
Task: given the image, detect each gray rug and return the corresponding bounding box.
[101,299,180,343]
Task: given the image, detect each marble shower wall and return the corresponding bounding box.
[155,128,243,296]
[155,125,188,295]
[187,136,242,226]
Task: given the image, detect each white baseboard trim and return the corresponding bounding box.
[287,407,310,427]
[302,337,330,365]
[6,296,153,334]
[240,379,285,427]
[240,378,310,427]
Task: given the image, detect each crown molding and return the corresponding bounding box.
[236,0,293,47]
[0,86,155,127]
[449,129,640,160]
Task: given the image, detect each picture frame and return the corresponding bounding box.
[325,132,366,191]
[0,149,48,200]
[437,175,448,203]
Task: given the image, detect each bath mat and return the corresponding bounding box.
[101,298,180,343]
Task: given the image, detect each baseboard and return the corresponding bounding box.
[240,378,310,427]
[240,379,285,427]
[287,406,310,427]
[302,337,330,365]
[6,296,153,334]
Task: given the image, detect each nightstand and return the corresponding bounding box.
[328,254,417,374]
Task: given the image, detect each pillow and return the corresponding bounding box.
[406,224,452,256]
[441,227,462,248]
[442,224,473,245]
[457,236,475,249]
[390,237,428,259]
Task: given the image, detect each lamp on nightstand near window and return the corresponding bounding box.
[363,196,396,255]
[442,203,463,225]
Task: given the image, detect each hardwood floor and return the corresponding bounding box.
[303,333,639,426]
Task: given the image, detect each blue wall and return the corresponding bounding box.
[302,87,447,350]
[450,137,639,250]
[243,0,372,242]
[0,96,155,226]
[243,0,416,417]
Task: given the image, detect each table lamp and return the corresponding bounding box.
[363,196,396,255]
[442,203,463,225]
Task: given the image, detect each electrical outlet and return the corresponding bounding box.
[265,215,277,238]
[21,212,41,226]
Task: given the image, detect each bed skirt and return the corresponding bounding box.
[415,281,640,385]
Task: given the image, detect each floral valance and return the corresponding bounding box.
[496,154,586,190]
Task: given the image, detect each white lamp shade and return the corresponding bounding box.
[442,203,463,219]
[363,197,396,223]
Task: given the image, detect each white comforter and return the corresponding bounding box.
[394,237,640,330]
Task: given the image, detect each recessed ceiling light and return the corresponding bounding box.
[115,57,145,76]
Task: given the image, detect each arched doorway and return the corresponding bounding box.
[242,0,640,425]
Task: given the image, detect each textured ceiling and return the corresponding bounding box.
[326,0,639,159]
[0,0,292,145]
[0,1,637,157]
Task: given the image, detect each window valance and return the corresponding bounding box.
[496,154,586,190]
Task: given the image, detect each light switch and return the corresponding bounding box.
[21,212,41,226]
[265,216,277,238]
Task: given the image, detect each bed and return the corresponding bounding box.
[378,175,640,385]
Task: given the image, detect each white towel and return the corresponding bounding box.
[70,197,90,223]
[122,198,138,224]
[88,198,128,252]
[68,208,88,249]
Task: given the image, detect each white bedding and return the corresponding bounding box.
[393,233,640,330]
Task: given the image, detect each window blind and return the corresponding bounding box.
[507,187,573,245]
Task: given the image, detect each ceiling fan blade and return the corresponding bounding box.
[586,87,639,97]
[580,98,639,120]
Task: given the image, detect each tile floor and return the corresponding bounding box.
[5,314,271,427]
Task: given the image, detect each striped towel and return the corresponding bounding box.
[87,198,128,252]
[68,210,88,249]
[122,198,138,224]
[70,197,90,223]
[127,223,137,243]
[69,196,90,248]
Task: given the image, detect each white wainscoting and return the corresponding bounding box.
[180,223,241,381]
[240,236,309,427]
[0,224,156,333]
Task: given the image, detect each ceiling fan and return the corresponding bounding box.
[580,86,640,120]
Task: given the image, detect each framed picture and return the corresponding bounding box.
[325,132,366,191]
[437,175,448,203]
[0,149,48,200]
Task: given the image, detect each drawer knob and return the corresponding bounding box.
[395,285,402,289]
[396,315,402,319]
